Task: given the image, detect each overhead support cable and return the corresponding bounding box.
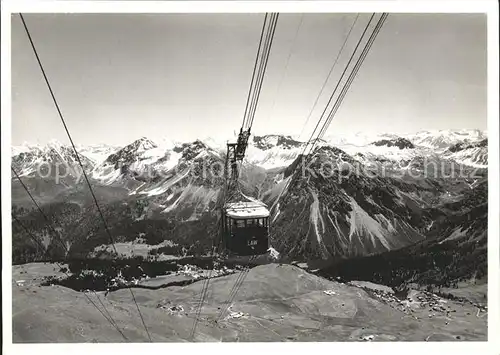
[270,13,370,213]
[11,167,68,253]
[11,210,128,341]
[216,255,256,322]
[191,13,279,340]
[19,13,152,342]
[298,14,360,141]
[272,13,389,217]
[241,13,269,131]
[213,13,279,328]
[246,13,280,132]
[308,13,389,155]
[300,13,376,158]
[243,13,280,133]
[267,14,304,121]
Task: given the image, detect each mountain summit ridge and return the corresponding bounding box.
[12,129,488,173]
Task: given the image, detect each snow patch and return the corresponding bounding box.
[440,227,468,244]
[309,188,328,256]
[347,196,391,250]
[374,214,396,233]
[166,192,175,201]
[140,169,190,197]
[91,165,122,185]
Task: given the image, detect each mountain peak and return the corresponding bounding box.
[371,137,415,150]
[102,137,158,168]
[131,137,157,150]
[46,139,67,150]
[253,135,304,150]
[172,139,218,161]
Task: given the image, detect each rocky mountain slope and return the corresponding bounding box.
[269,146,434,260]
[11,129,488,271]
[316,178,487,289]
[10,129,489,344]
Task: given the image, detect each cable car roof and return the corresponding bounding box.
[224,201,270,219]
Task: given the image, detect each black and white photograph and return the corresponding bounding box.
[2,0,499,352]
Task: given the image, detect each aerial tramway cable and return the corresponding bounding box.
[11,177,129,341]
[190,13,279,339]
[274,16,389,258]
[12,167,68,253]
[272,13,388,230]
[300,13,376,158]
[298,14,360,141]
[243,13,275,131]
[19,13,152,342]
[308,13,389,155]
[241,14,270,131]
[215,255,257,322]
[218,12,388,328]
[267,14,304,121]
[211,14,280,325]
[246,13,280,131]
[271,13,369,212]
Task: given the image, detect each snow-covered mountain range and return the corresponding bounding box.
[11,129,488,179]
[11,129,488,262]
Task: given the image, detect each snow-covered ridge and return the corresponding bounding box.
[11,139,100,177]
[406,129,487,150]
[12,129,488,180]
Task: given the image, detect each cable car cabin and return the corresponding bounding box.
[222,201,270,256]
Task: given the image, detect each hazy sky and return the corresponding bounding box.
[11,13,487,146]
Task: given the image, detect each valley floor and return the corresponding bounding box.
[12,263,487,342]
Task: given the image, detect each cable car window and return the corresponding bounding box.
[235,220,246,228]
